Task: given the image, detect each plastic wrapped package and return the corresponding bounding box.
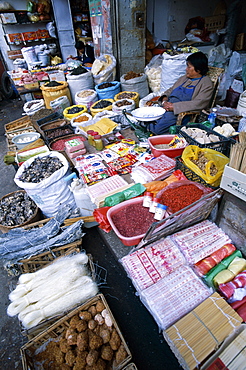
[139,265,211,330]
[219,270,246,299]
[171,220,231,265]
[120,236,186,292]
[194,243,236,276]
[144,54,163,92]
[131,154,176,183]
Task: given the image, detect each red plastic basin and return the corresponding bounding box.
[107,197,149,246]
[148,135,186,158]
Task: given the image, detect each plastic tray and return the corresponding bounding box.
[36,111,62,126]
[43,125,74,141]
[176,123,233,157]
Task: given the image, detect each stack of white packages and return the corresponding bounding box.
[121,237,185,292]
[171,220,232,265]
[131,154,176,183]
[139,265,211,330]
[86,175,129,207]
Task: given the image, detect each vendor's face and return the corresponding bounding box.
[186,62,201,79]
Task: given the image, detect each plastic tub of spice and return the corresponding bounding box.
[148,135,187,158]
[107,197,156,246]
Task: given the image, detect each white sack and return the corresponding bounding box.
[66,71,94,104]
[120,73,149,99]
[160,53,191,93]
[14,151,75,217]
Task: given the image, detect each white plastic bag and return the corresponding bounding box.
[14,152,76,217]
[120,73,149,99]
[139,92,160,107]
[66,71,94,104]
[144,54,163,93]
[92,54,117,85]
[75,89,98,109]
[112,99,135,114]
[160,53,191,93]
[23,99,45,116]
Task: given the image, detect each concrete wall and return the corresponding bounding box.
[146,0,246,43]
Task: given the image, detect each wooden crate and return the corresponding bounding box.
[21,293,132,370]
[4,116,33,133]
[205,15,226,32]
[6,126,37,151]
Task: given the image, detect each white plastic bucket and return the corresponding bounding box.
[37,52,50,67]
[50,96,70,115]
[237,90,246,116]
[21,46,38,65]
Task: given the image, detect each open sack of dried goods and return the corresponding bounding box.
[181,145,229,187]
[66,65,94,104]
[0,204,84,273]
[0,190,40,233]
[7,253,98,330]
[91,54,117,85]
[120,71,149,99]
[21,294,132,370]
[14,152,76,217]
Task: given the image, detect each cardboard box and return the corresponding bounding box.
[234,33,246,51]
[220,164,246,202]
[48,71,65,81]
[0,12,17,24]
[163,293,242,370]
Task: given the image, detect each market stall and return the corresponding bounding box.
[1,49,246,370]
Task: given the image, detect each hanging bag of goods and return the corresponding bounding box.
[66,66,94,104]
[14,152,76,217]
[120,71,149,99]
[95,81,121,100]
[181,145,229,187]
[91,54,117,85]
[40,81,72,109]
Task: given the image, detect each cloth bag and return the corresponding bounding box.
[160,53,191,93]
[120,73,149,99]
[66,71,94,104]
[14,151,76,217]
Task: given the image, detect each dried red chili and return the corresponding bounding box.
[111,203,155,237]
[160,184,204,214]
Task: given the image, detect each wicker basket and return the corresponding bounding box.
[6,126,37,151]
[0,190,41,233]
[21,293,132,370]
[18,240,82,274]
[4,116,33,133]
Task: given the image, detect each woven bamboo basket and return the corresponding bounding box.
[0,190,41,233]
[6,126,37,151]
[21,293,132,369]
[4,116,33,133]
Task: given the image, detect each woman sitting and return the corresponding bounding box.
[148,51,213,135]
